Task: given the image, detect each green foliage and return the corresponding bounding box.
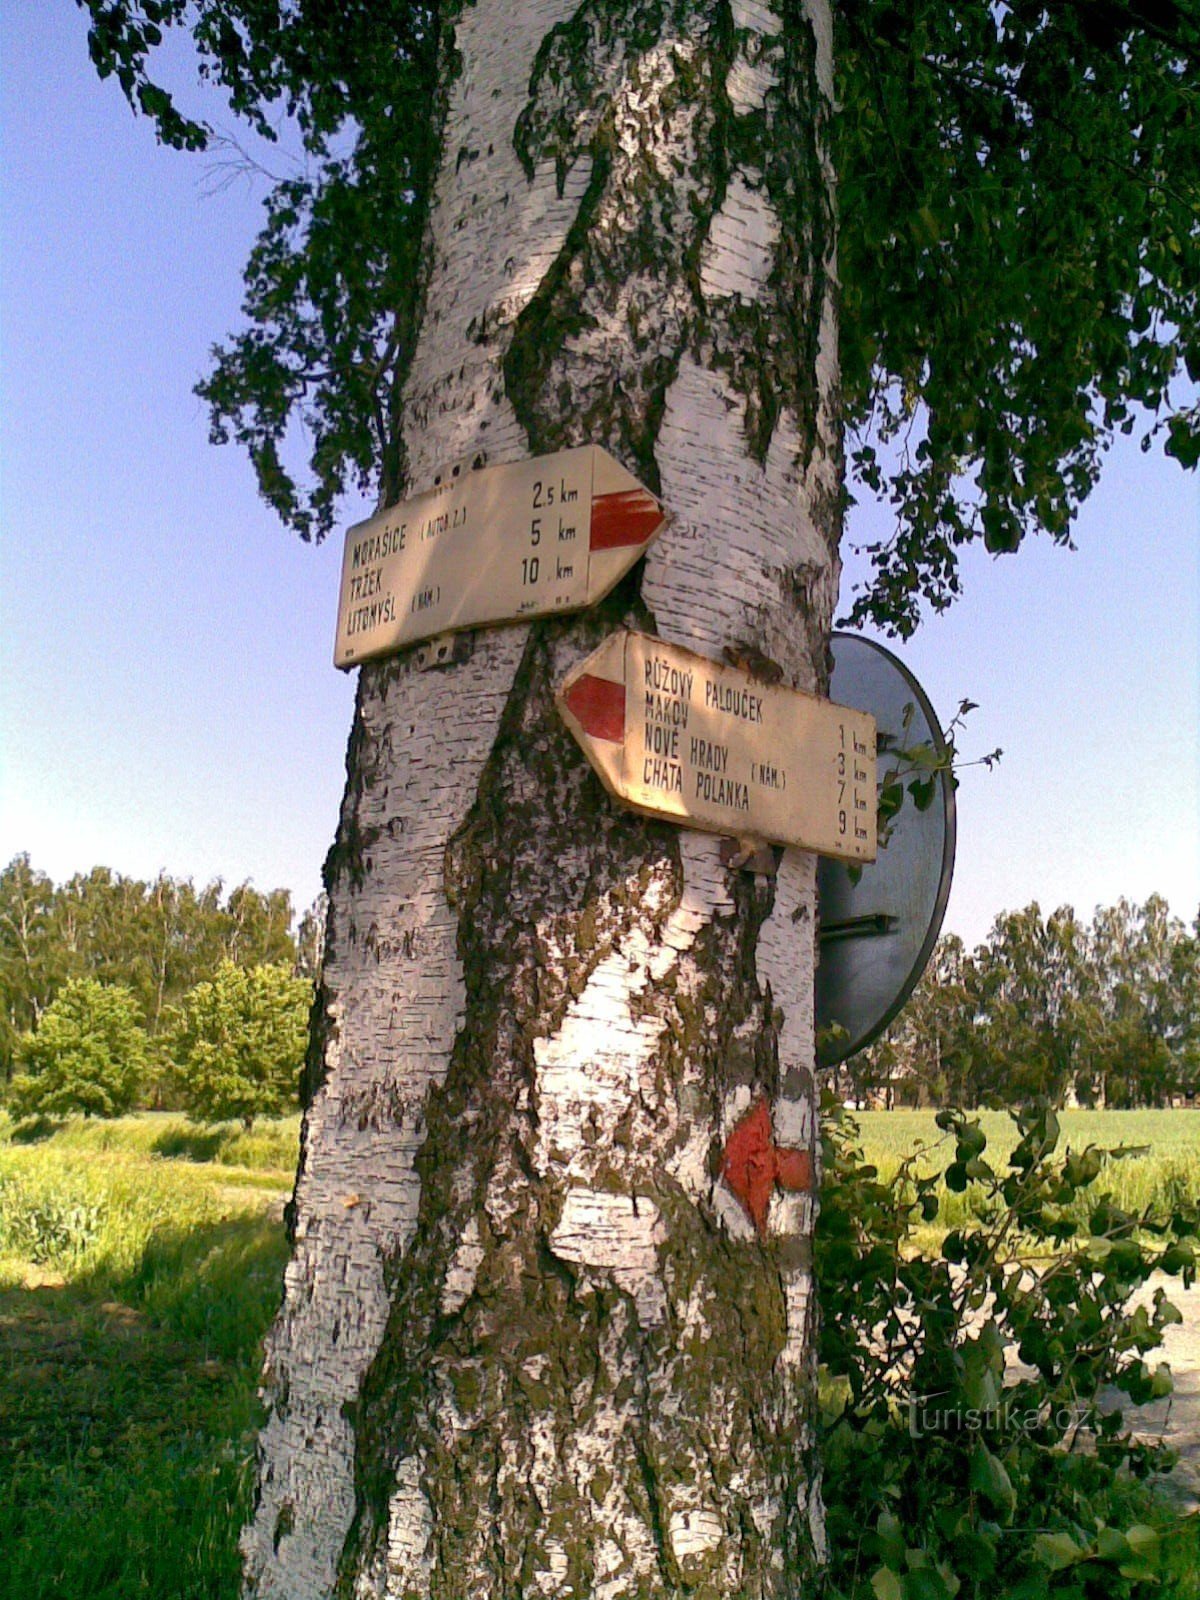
[818,1098,1200,1599]
[849,897,1200,1109]
[0,855,310,1081]
[836,0,1200,634]
[72,1,1200,632]
[167,962,311,1128]
[872,695,1001,856]
[9,979,148,1120]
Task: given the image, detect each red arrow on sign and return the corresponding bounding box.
[561,672,625,744]
[590,488,663,552]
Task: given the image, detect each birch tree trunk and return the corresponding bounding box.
[242,1,840,1594]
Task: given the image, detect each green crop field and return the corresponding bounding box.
[854,1108,1200,1171]
[1,1109,1196,1597]
[850,1108,1200,1243]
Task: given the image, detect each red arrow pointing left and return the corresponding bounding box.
[562,673,625,744]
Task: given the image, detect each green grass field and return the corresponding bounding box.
[850,1108,1200,1242]
[0,1112,297,1600]
[1,1108,1196,1597]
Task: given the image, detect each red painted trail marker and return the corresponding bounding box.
[556,630,878,862]
[722,1098,815,1236]
[334,446,666,668]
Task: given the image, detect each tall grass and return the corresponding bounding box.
[0,1113,294,1599]
[1,1108,301,1171]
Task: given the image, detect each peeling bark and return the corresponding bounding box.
[243,1,839,1595]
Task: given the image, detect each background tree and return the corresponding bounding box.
[294,892,328,986]
[9,977,148,1120]
[71,1,1200,1595]
[0,855,64,1082]
[969,904,1091,1103]
[1083,894,1195,1106]
[166,961,310,1130]
[848,932,979,1106]
[1170,911,1200,1091]
[856,898,1199,1109]
[0,857,300,1083]
[128,874,296,1031]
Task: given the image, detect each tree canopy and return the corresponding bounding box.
[9,977,148,1119]
[847,895,1200,1108]
[0,855,306,1078]
[166,959,311,1128]
[76,0,1200,635]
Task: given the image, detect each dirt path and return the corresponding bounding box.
[1111,1275,1200,1512]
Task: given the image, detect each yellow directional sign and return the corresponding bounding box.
[556,630,878,861]
[334,446,665,668]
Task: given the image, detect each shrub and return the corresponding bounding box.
[167,962,309,1129]
[8,979,148,1120]
[818,1099,1200,1599]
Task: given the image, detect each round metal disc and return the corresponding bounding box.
[815,633,956,1066]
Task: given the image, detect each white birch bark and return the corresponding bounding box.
[244,1,838,1595]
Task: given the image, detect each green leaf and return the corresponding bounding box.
[1096,1527,1131,1563]
[908,776,937,811]
[905,1568,951,1600]
[1165,414,1200,469]
[1160,1244,1194,1275]
[957,1122,987,1157]
[877,1512,906,1570]
[1150,1362,1173,1399]
[1032,1532,1083,1572]
[872,1567,904,1600]
[1125,1525,1160,1561]
[968,1446,1015,1519]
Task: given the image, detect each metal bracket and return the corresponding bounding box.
[719,836,779,876]
[818,912,899,943]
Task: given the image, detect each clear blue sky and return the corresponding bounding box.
[2,6,1197,949]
